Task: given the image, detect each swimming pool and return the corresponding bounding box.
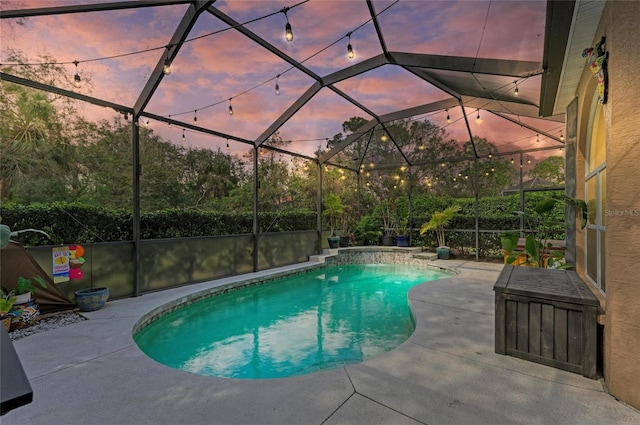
[134,263,449,379]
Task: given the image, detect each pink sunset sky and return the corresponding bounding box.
[1,0,565,164]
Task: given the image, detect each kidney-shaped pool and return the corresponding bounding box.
[134,263,449,379]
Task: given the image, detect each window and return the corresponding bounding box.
[585,99,606,293]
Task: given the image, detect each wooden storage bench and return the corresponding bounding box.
[494,265,599,378]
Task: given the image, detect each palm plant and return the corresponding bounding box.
[419,205,461,248]
[323,193,344,236]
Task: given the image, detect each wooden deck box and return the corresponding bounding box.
[494,265,599,378]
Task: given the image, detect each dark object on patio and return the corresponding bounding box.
[1,325,33,415]
[75,287,110,312]
[494,265,599,378]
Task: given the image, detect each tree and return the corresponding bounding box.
[1,52,80,201]
[529,156,565,184]
[183,148,246,208]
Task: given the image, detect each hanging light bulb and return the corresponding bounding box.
[491,165,495,172]
[275,75,280,95]
[485,171,489,176]
[168,115,172,128]
[182,129,186,142]
[446,109,451,124]
[228,98,233,115]
[283,8,293,42]
[347,32,355,60]
[510,156,514,164]
[476,109,481,123]
[560,131,564,142]
[536,134,540,143]
[380,133,388,142]
[72,60,81,88]
[465,174,469,179]
[441,161,446,168]
[488,151,492,159]
[527,156,531,164]
[520,159,523,169]
[514,81,519,96]
[145,119,150,128]
[226,139,230,151]
[193,110,198,124]
[163,47,171,75]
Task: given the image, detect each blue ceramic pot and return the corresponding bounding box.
[75,287,109,312]
[396,235,409,247]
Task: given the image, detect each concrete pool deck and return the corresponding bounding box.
[4,259,640,425]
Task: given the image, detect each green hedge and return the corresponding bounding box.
[0,203,317,246]
[1,191,566,251]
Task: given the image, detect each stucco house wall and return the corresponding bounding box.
[574,0,640,410]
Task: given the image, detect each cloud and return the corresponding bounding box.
[1,0,554,158]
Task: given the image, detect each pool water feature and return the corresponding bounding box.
[134,264,449,379]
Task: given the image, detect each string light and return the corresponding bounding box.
[446,109,451,124]
[72,60,81,88]
[347,32,355,60]
[193,110,198,124]
[228,98,233,115]
[560,131,564,142]
[283,8,293,42]
[475,109,481,123]
[514,81,518,96]
[163,47,171,75]
[275,75,280,95]
[182,129,186,142]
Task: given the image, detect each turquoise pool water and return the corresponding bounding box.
[134,264,449,379]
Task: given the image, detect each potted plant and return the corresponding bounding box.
[505,195,587,268]
[499,231,524,265]
[379,200,397,246]
[9,276,48,304]
[323,193,344,249]
[395,213,410,247]
[419,205,461,259]
[338,206,353,247]
[4,276,47,331]
[354,215,382,246]
[1,290,18,332]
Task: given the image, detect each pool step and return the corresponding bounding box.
[309,249,339,263]
[413,252,438,261]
